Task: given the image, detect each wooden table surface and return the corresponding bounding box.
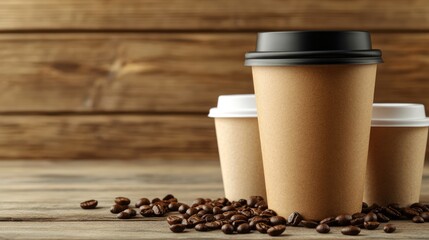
[0,160,428,239]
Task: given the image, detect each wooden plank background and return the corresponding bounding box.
[0,0,428,160]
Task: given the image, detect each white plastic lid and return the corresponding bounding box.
[372,103,429,127]
[208,94,257,118]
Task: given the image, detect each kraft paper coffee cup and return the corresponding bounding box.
[364,103,429,206]
[245,31,383,220]
[209,94,266,201]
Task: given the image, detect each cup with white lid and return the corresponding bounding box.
[364,103,429,206]
[209,94,266,201]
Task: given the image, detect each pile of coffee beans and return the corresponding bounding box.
[80,195,429,237]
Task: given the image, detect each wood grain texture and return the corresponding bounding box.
[0,33,428,114]
[1,0,429,31]
[0,160,427,239]
[0,115,217,159]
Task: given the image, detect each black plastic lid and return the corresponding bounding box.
[244,31,383,66]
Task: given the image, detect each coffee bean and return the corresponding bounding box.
[301,220,318,228]
[140,205,154,217]
[256,201,268,210]
[212,206,222,215]
[383,223,396,233]
[236,223,251,234]
[388,203,401,210]
[364,221,380,230]
[352,212,366,219]
[178,204,189,214]
[403,207,420,218]
[117,211,131,219]
[185,207,198,216]
[316,223,330,234]
[256,222,271,233]
[267,225,286,236]
[202,214,215,222]
[167,215,183,225]
[232,220,247,229]
[115,197,130,206]
[335,214,352,226]
[238,199,247,206]
[364,212,378,222]
[201,204,213,213]
[350,217,364,227]
[384,206,402,219]
[110,204,128,214]
[80,199,98,209]
[169,224,186,233]
[135,198,150,208]
[341,226,361,236]
[123,208,136,217]
[221,205,235,212]
[362,202,369,209]
[421,212,429,221]
[195,223,209,232]
[287,212,303,226]
[412,215,425,223]
[240,209,253,218]
[248,196,264,208]
[151,197,161,203]
[152,203,166,216]
[188,215,203,226]
[205,220,223,230]
[214,214,224,220]
[230,214,247,221]
[320,216,336,226]
[270,216,287,226]
[260,209,277,217]
[221,223,234,234]
[376,212,390,222]
[223,211,236,219]
[181,218,193,228]
[167,202,181,211]
[162,194,175,201]
[197,210,207,217]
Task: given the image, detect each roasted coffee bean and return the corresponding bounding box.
[167,202,181,211]
[195,223,209,232]
[384,206,402,219]
[217,197,230,206]
[260,209,277,217]
[384,223,396,233]
[162,194,175,201]
[185,207,198,216]
[376,212,390,222]
[238,199,247,206]
[301,220,318,228]
[181,218,193,228]
[335,214,352,226]
[388,203,401,210]
[188,215,203,226]
[221,223,234,234]
[231,202,242,208]
[135,198,150,208]
[364,212,378,222]
[214,214,225,220]
[140,209,154,217]
[256,222,271,233]
[205,220,223,230]
[115,197,130,206]
[212,206,222,215]
[124,208,136,217]
[270,216,287,226]
[248,196,264,208]
[169,224,186,233]
[178,204,190,214]
[316,223,330,234]
[232,220,247,229]
[117,211,131,219]
[250,218,269,230]
[362,202,369,209]
[152,204,166,216]
[350,217,364,226]
[240,209,253,218]
[421,212,429,221]
[223,211,237,219]
[167,215,183,225]
[197,210,207,217]
[267,225,286,236]
[193,198,206,205]
[320,217,336,226]
[256,201,268,210]
[221,205,235,212]
[287,212,303,226]
[230,214,247,221]
[151,197,161,203]
[202,214,215,222]
[412,215,425,223]
[80,199,98,209]
[237,223,251,234]
[403,207,420,218]
[352,212,366,219]
[110,204,128,214]
[341,226,361,236]
[364,221,380,230]
[201,205,213,213]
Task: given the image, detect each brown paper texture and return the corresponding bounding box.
[364,127,429,206]
[252,64,377,220]
[214,118,266,201]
